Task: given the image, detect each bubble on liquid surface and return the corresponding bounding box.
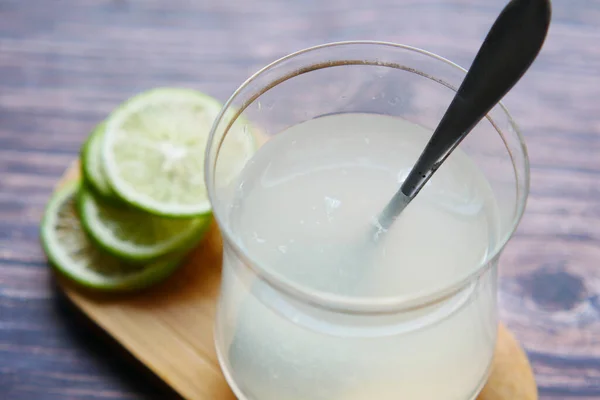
[324,196,341,222]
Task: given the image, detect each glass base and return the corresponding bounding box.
[215,333,494,400]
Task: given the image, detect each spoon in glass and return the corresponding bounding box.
[376,0,551,233]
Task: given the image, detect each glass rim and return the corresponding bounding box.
[205,40,531,314]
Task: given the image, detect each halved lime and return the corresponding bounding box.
[40,181,186,291]
[102,88,255,217]
[78,185,211,262]
[81,122,118,202]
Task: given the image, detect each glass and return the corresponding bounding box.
[205,41,529,400]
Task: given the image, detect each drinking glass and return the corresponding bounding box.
[205,41,529,400]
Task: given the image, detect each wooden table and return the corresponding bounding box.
[1,0,598,399]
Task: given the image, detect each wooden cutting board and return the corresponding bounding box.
[53,162,538,400]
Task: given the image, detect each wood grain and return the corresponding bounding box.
[1,0,599,399]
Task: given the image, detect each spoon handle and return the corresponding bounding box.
[400,0,551,199]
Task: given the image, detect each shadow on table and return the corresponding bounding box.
[51,278,184,400]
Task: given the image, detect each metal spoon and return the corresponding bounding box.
[377,0,552,231]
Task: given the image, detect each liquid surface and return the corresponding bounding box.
[229,113,499,299]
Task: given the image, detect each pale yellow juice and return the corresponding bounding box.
[216,113,499,400]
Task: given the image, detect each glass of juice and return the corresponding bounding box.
[205,41,529,400]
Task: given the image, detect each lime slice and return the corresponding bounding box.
[40,181,186,291]
[81,122,118,202]
[102,88,255,217]
[78,186,211,262]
